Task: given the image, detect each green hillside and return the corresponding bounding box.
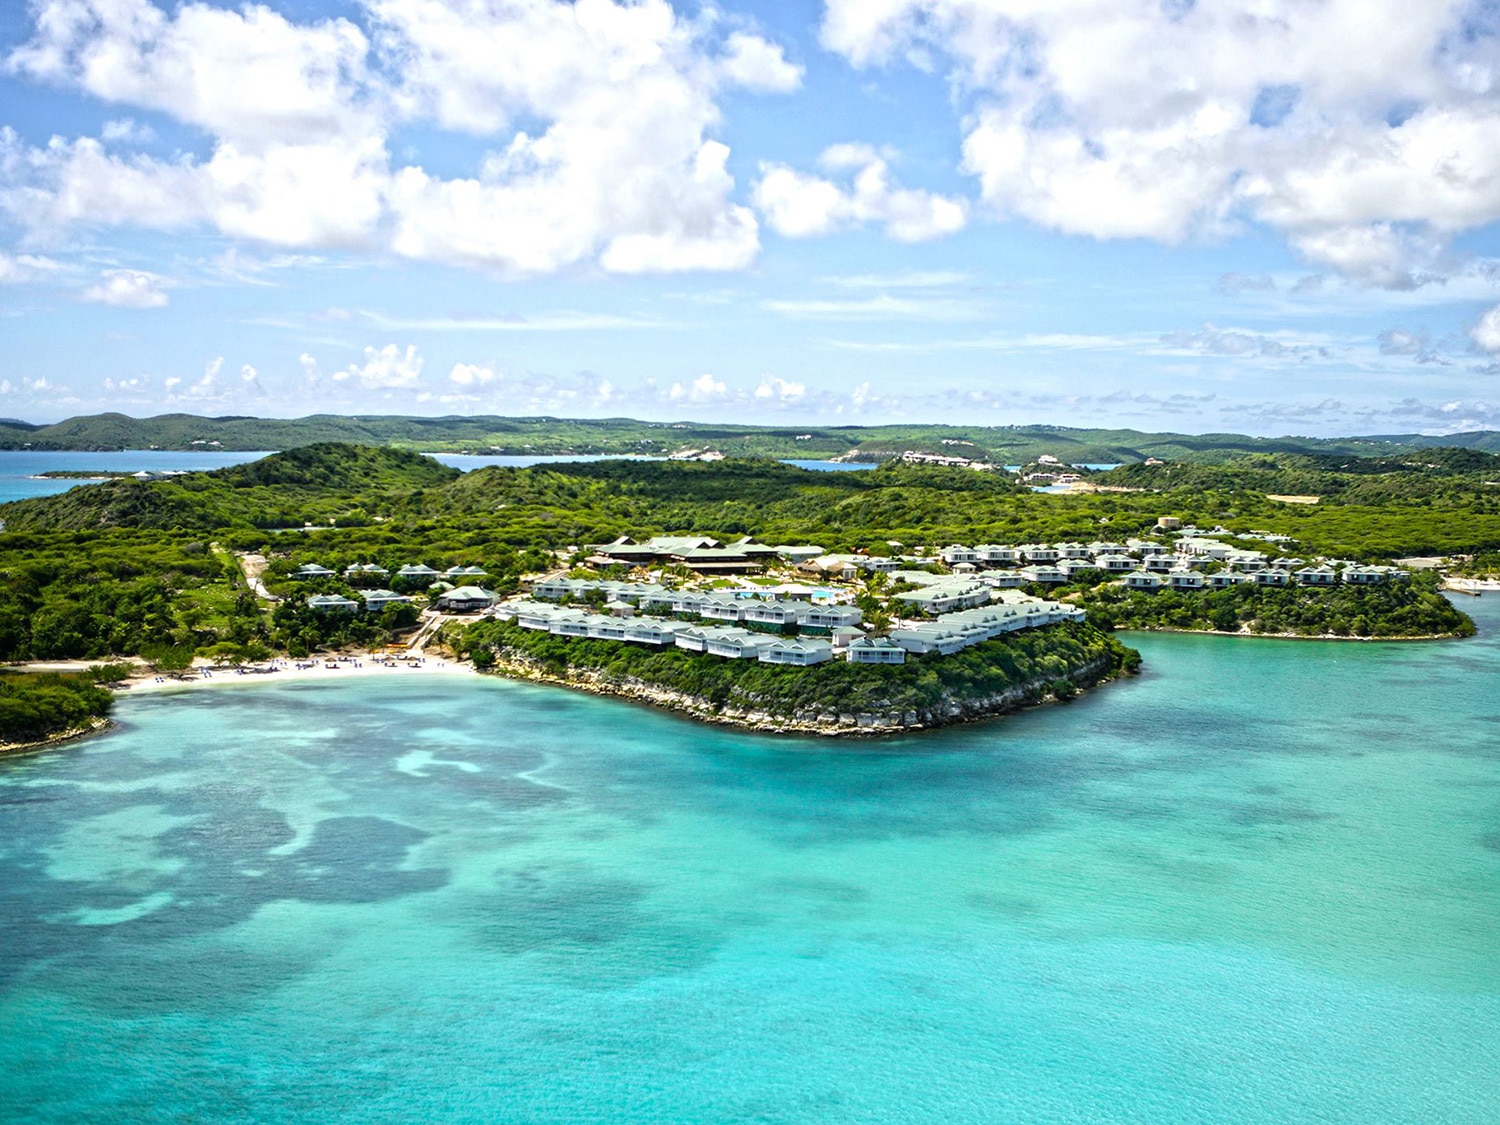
[4,411,1498,464]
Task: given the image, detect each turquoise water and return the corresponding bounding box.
[0,451,274,504]
[2,602,1499,1122]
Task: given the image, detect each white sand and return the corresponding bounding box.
[121,654,477,695]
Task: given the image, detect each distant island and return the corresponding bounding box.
[4,410,1499,463]
[0,438,1488,746]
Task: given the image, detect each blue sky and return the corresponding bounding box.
[2,0,1500,435]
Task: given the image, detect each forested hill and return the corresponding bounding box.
[4,411,1498,463]
[1099,448,1500,505]
[5,441,1500,560]
[0,443,461,532]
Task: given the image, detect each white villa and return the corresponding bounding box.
[307,593,358,612]
[847,636,907,664]
[438,586,497,612]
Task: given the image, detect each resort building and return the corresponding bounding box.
[361,589,410,612]
[975,545,1023,565]
[803,605,864,630]
[444,565,489,579]
[1126,571,1165,590]
[1296,566,1339,586]
[1207,572,1251,589]
[291,564,335,580]
[1096,554,1136,573]
[846,636,907,664]
[940,545,980,566]
[774,545,826,564]
[1175,537,1233,561]
[307,593,358,612]
[1344,565,1402,584]
[981,570,1028,589]
[1254,569,1291,587]
[588,535,779,574]
[1017,565,1067,585]
[1168,569,1206,590]
[893,579,992,615]
[344,563,390,579]
[758,639,834,666]
[398,564,442,580]
[438,586,497,612]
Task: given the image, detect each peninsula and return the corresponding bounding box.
[0,439,1486,744]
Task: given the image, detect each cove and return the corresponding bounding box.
[1,600,1498,1122]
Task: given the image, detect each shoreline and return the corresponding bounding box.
[0,717,114,758]
[477,650,1123,737]
[119,655,477,695]
[1116,625,1467,642]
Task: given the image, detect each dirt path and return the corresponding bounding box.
[237,553,281,602]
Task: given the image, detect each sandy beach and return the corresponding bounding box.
[123,654,477,694]
[5,653,477,696]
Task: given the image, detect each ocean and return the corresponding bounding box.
[1,598,1497,1121]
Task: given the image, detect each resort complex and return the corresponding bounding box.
[291,519,1414,676]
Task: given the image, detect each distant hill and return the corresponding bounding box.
[2,411,1498,464]
[0,443,460,532]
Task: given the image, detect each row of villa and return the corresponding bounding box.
[528,578,863,630]
[493,588,1080,667]
[1123,562,1407,591]
[290,563,489,581]
[306,585,499,614]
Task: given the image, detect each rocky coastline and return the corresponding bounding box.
[0,717,114,758]
[481,649,1121,736]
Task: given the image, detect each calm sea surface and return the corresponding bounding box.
[2,598,1498,1121]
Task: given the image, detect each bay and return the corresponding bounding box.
[1,599,1498,1121]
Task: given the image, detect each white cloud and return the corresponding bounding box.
[100,118,155,144]
[753,375,806,402]
[763,293,981,321]
[449,362,498,387]
[81,268,169,308]
[339,343,423,389]
[717,31,803,93]
[667,373,729,402]
[2,0,797,277]
[754,144,967,242]
[169,356,224,399]
[298,352,321,382]
[0,251,61,284]
[820,0,1500,284]
[357,309,676,332]
[822,270,971,289]
[1473,305,1500,354]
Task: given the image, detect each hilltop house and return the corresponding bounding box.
[307,593,358,612]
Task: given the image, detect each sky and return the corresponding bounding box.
[2,0,1500,436]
